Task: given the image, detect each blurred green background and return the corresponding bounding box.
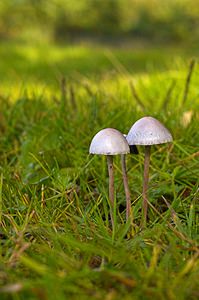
[1,0,199,97]
[1,0,199,44]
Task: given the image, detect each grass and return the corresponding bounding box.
[0,41,198,300]
[1,40,198,95]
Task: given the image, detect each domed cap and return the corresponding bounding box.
[89,128,130,155]
[123,134,139,154]
[127,116,173,145]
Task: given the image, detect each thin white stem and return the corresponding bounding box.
[107,155,114,228]
[142,145,151,226]
[121,154,131,221]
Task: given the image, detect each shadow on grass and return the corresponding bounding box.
[0,40,196,87]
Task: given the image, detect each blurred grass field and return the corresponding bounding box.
[0,38,198,300]
[1,40,198,96]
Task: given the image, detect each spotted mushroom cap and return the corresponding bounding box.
[127,116,173,145]
[89,128,130,155]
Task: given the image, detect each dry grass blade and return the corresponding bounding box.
[69,84,77,111]
[147,199,198,247]
[181,110,193,127]
[129,81,145,112]
[161,79,176,112]
[182,58,196,105]
[60,76,68,104]
[178,251,199,278]
[0,283,23,294]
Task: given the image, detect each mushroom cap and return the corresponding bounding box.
[127,116,173,145]
[89,128,130,155]
[123,133,139,154]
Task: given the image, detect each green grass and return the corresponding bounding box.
[1,41,198,95]
[0,41,198,300]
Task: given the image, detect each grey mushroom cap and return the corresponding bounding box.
[127,116,173,145]
[123,133,139,154]
[89,128,130,155]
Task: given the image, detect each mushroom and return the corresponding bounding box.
[89,128,130,227]
[123,135,138,221]
[126,116,173,225]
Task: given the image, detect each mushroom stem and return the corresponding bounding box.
[142,145,151,226]
[107,155,114,228]
[121,154,131,221]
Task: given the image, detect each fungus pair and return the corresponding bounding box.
[89,117,173,227]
